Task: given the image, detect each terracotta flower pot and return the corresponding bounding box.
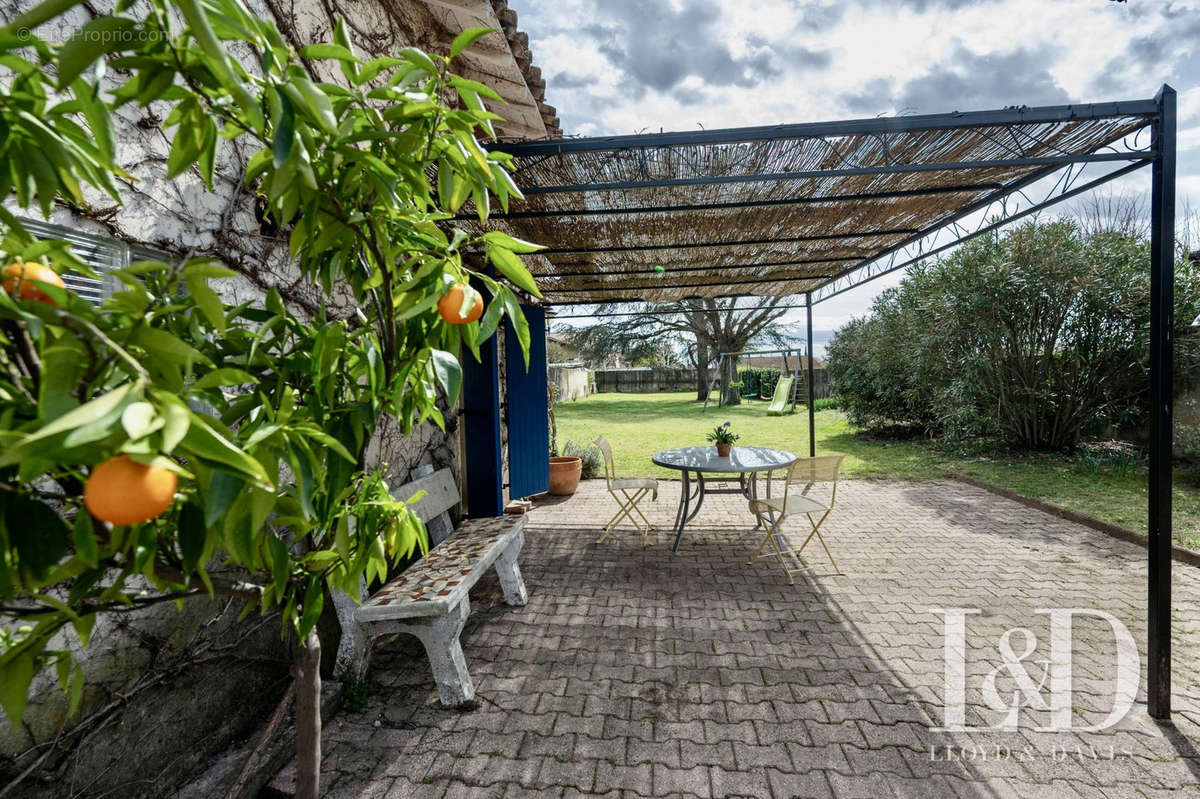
[548,456,583,495]
[716,442,732,457]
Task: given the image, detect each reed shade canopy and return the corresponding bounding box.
[475,100,1162,306]
[481,87,1181,729]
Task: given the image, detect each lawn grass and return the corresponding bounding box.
[554,391,1200,549]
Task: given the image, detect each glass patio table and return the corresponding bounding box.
[651,445,798,553]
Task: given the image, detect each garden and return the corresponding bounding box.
[555,220,1200,551]
[554,391,1200,550]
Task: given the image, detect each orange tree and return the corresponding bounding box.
[0,0,542,794]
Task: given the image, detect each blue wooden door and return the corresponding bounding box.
[505,305,550,498]
[461,286,504,517]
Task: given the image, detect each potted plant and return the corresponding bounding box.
[706,421,740,457]
[547,385,582,494]
[549,455,583,494]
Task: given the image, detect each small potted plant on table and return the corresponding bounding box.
[706,421,739,457]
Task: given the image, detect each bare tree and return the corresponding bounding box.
[1071,187,1150,239]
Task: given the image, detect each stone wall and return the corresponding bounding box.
[0,0,546,794]
[0,597,290,799]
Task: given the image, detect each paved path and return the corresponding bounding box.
[300,478,1200,798]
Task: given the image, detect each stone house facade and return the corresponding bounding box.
[0,1,555,795]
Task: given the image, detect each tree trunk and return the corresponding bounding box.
[695,340,710,402]
[722,355,741,406]
[294,629,322,799]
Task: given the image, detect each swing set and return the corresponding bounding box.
[702,347,807,414]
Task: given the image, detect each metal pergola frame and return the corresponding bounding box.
[501,87,1177,720]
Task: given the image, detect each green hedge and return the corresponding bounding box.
[826,220,1200,449]
[737,367,782,397]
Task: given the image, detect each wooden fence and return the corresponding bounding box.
[594,367,829,399]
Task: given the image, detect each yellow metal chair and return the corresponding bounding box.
[748,455,845,582]
[594,435,658,546]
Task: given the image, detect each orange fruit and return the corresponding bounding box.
[437,283,483,324]
[84,455,179,525]
[3,261,66,305]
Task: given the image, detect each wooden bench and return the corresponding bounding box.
[336,467,528,707]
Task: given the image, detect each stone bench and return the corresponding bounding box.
[338,468,527,707]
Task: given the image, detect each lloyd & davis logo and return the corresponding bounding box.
[931,608,1140,732]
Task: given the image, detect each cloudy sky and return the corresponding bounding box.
[517,0,1200,345]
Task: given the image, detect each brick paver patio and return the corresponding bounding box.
[298,478,1200,798]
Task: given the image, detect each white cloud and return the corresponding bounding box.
[516,0,1200,328]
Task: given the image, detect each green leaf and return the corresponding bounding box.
[228,514,255,567]
[131,326,211,366]
[267,535,290,594]
[486,244,542,297]
[398,47,438,75]
[244,147,273,184]
[286,444,315,521]
[430,349,462,406]
[482,231,545,254]
[298,576,324,637]
[449,27,496,59]
[499,288,531,369]
[56,16,138,88]
[38,337,85,420]
[3,0,84,36]
[180,413,274,488]
[71,78,115,164]
[0,383,134,466]
[185,273,227,333]
[178,502,207,574]
[166,101,206,179]
[197,121,217,190]
[6,494,70,579]
[280,76,337,135]
[133,524,156,572]
[173,0,265,132]
[181,260,237,280]
[296,427,356,464]
[272,87,294,168]
[192,368,257,390]
[71,615,94,649]
[357,56,404,84]
[159,396,190,453]
[299,43,355,61]
[476,290,504,342]
[205,471,245,527]
[67,661,84,716]
[25,144,59,217]
[0,652,34,725]
[73,512,98,568]
[120,401,160,439]
[447,75,503,102]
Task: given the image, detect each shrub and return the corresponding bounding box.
[738,367,782,397]
[1176,425,1200,462]
[1073,441,1144,476]
[561,440,604,479]
[827,220,1200,450]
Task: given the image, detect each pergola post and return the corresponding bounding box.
[1147,83,1176,720]
[806,293,816,458]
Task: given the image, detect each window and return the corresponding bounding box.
[17,217,175,305]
